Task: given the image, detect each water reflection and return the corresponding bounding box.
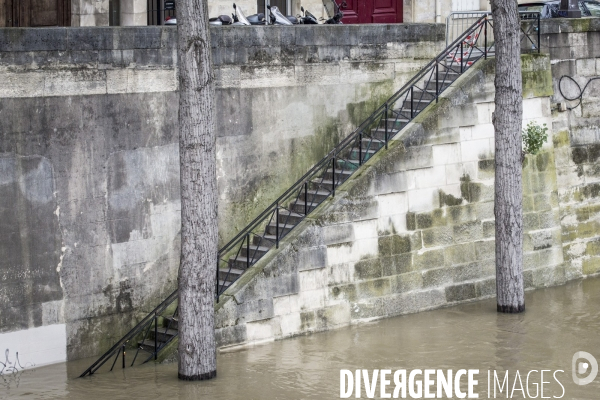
[3,277,600,399]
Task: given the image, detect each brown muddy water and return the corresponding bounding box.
[2,277,600,399]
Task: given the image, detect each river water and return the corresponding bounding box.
[2,277,600,399]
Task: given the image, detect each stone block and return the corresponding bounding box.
[322,222,355,245]
[246,318,276,342]
[350,297,385,320]
[453,259,495,282]
[357,278,392,299]
[413,248,445,271]
[407,187,439,212]
[279,312,302,337]
[432,143,461,166]
[316,303,351,328]
[391,272,423,293]
[583,256,600,275]
[298,287,327,311]
[413,166,447,189]
[383,288,446,316]
[330,284,357,302]
[447,162,477,185]
[422,226,453,248]
[445,282,476,302]
[215,324,247,347]
[373,171,410,195]
[397,145,433,171]
[482,219,495,238]
[445,243,476,266]
[475,239,495,261]
[460,138,493,162]
[453,220,483,243]
[354,258,382,280]
[297,246,328,271]
[475,278,496,297]
[422,267,453,288]
[377,192,408,217]
[0,28,68,52]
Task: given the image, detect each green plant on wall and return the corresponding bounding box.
[522,121,548,157]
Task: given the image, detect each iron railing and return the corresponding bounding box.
[80,13,540,377]
[79,291,178,377]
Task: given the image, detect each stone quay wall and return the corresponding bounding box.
[0,23,444,364]
[213,18,600,348]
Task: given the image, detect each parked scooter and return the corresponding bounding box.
[233,3,266,25]
[299,6,318,24]
[266,5,294,25]
[323,0,344,24]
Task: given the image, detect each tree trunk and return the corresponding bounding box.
[491,0,525,313]
[177,0,218,380]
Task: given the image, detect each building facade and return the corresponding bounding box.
[0,0,491,28]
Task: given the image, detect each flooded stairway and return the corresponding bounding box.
[80,13,541,377]
[218,49,488,294]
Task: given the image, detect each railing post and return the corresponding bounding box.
[359,132,363,166]
[410,86,414,118]
[216,257,220,300]
[435,63,439,103]
[384,104,389,150]
[276,202,279,249]
[122,344,126,369]
[537,14,540,53]
[304,181,308,215]
[460,41,464,73]
[332,157,336,198]
[154,313,157,360]
[484,18,488,59]
[246,233,250,269]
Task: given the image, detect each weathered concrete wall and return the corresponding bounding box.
[0,23,443,364]
[214,54,562,347]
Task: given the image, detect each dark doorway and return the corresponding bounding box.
[1,0,71,27]
[340,0,402,24]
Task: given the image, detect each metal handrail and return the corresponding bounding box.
[80,13,540,377]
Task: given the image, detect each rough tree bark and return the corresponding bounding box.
[491,0,525,313]
[177,0,218,380]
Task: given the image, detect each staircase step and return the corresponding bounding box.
[401,98,432,112]
[322,168,353,181]
[163,316,178,330]
[371,127,401,141]
[277,209,305,225]
[219,266,245,280]
[301,189,331,203]
[337,159,361,171]
[290,200,321,214]
[152,328,178,343]
[138,339,166,353]
[227,255,257,270]
[380,118,408,131]
[251,233,278,247]
[265,221,296,236]
[217,279,232,293]
[241,244,272,258]
[425,80,453,91]
[349,147,378,162]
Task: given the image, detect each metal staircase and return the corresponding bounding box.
[79,13,540,377]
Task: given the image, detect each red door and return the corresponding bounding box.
[341,0,402,24]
